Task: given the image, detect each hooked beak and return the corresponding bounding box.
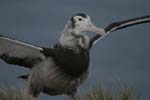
[86,23,105,35]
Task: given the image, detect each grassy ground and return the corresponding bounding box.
[85,85,139,100]
[0,86,32,100]
[0,85,139,100]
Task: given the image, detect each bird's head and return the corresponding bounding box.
[64,13,105,35]
[59,13,105,50]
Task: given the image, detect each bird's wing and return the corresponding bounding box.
[89,15,150,49]
[0,35,46,68]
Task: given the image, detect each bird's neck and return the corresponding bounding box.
[59,31,89,52]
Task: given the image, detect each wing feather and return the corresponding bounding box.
[0,35,46,68]
[89,15,150,49]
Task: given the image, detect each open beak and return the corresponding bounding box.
[86,23,105,35]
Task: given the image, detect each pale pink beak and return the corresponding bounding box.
[86,22,105,35]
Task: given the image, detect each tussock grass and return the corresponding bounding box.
[0,85,139,100]
[85,85,139,100]
[116,86,139,100]
[0,86,32,100]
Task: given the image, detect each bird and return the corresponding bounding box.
[0,13,149,100]
[0,13,105,100]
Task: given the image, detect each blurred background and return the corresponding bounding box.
[0,0,149,100]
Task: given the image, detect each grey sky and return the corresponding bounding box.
[0,0,149,100]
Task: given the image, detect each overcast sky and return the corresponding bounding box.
[0,0,149,100]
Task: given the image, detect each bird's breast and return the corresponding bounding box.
[52,48,90,78]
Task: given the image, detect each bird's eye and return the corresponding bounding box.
[78,18,82,21]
